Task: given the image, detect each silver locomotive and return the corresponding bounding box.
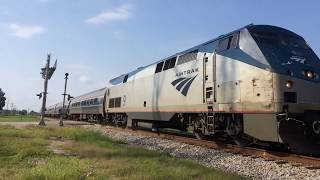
[46,24,320,155]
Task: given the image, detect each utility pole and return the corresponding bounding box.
[38,54,57,126]
[59,73,69,126]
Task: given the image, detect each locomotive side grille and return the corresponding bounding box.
[108,97,122,108]
[114,97,121,108]
[109,98,115,108]
[177,50,198,65]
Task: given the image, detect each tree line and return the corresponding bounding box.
[0,88,39,116]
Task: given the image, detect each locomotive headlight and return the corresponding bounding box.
[303,70,316,79]
[285,80,293,88]
[307,71,314,78]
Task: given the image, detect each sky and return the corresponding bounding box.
[0,0,319,112]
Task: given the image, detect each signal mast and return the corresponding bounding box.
[37,54,57,126]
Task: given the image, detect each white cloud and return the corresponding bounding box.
[8,23,46,39]
[85,3,133,25]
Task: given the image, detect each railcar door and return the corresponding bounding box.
[104,88,110,117]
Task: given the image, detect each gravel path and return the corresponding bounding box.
[86,124,320,180]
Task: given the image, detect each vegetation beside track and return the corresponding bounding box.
[0,125,244,180]
[0,115,39,122]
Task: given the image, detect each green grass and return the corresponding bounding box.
[0,125,245,180]
[0,115,39,122]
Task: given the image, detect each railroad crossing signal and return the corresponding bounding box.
[36,93,42,99]
[41,56,57,80]
[67,94,74,101]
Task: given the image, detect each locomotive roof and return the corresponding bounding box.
[109,24,307,86]
[109,24,254,85]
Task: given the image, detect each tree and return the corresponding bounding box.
[20,109,28,115]
[0,88,6,113]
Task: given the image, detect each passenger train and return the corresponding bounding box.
[45,24,320,155]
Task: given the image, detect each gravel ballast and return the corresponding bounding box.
[86,124,320,180]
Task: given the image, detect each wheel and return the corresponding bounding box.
[232,134,252,147]
[132,119,138,130]
[194,129,205,140]
[193,117,206,139]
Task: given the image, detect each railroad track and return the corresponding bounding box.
[110,126,320,169]
[45,118,320,169]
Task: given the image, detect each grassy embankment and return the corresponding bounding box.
[0,115,39,122]
[0,125,244,180]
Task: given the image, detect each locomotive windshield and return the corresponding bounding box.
[248,26,320,81]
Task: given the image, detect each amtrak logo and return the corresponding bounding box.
[171,75,198,96]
